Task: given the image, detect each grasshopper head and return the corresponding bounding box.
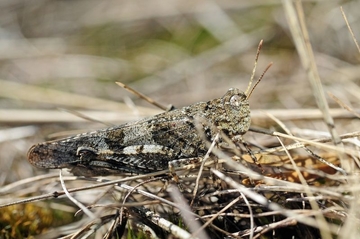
[220,88,251,136]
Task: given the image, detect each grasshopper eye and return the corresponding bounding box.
[229,94,245,107]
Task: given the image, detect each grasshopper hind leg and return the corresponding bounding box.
[168,157,204,185]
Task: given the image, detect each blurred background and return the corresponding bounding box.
[0,0,359,110]
[0,0,360,237]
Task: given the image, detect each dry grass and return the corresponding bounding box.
[0,1,360,238]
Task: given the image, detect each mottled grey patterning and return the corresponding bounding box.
[27,88,251,176]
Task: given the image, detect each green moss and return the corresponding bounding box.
[0,203,76,238]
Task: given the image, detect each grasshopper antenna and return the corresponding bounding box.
[244,40,272,100]
[246,62,273,100]
[245,39,263,97]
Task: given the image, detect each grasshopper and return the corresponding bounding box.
[27,88,251,177]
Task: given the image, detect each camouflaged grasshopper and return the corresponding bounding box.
[27,88,251,177]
